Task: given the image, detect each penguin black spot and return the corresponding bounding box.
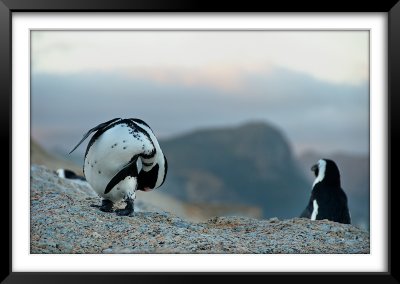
[300,159,351,224]
[123,146,127,150]
[98,170,102,174]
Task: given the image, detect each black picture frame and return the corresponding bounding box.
[2,0,398,283]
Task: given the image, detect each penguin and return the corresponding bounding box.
[300,158,351,224]
[56,168,86,181]
[69,118,168,216]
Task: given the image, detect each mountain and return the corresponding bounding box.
[31,138,83,175]
[30,138,261,221]
[298,151,370,230]
[159,121,311,219]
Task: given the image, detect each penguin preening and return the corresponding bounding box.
[300,159,351,224]
[69,118,168,216]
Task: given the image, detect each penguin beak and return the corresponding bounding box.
[311,164,318,172]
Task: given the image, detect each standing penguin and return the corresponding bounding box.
[300,159,351,224]
[69,118,168,216]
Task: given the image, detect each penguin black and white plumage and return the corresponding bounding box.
[69,118,168,216]
[56,168,86,181]
[300,159,351,224]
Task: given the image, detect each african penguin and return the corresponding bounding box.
[56,168,86,181]
[300,159,351,224]
[69,118,168,216]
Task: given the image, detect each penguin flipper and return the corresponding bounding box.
[341,199,351,224]
[300,207,312,218]
[342,210,351,224]
[104,155,139,194]
[69,118,121,154]
[300,195,314,218]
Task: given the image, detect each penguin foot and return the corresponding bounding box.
[115,208,135,216]
[115,198,134,216]
[91,199,114,212]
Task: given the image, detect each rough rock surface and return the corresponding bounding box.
[31,164,370,254]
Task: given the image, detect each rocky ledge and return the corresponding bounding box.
[31,164,370,254]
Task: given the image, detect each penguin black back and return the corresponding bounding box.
[301,159,351,224]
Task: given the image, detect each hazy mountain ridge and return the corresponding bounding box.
[160,121,311,219]
[31,138,83,175]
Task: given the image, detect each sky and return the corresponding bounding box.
[30,30,369,157]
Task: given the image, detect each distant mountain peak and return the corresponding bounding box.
[160,122,310,219]
[238,120,272,129]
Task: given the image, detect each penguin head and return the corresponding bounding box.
[137,155,168,191]
[311,159,341,187]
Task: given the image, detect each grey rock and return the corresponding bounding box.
[31,164,370,254]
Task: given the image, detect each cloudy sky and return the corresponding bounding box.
[31,30,369,157]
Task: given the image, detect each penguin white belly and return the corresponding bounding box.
[84,123,148,202]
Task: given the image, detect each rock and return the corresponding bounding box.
[30,164,370,254]
[91,232,102,238]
